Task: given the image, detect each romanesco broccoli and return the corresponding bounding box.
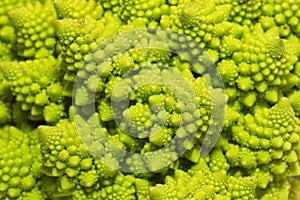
[0,0,299,199]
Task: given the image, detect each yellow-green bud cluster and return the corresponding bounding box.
[8,0,57,58]
[0,126,44,199]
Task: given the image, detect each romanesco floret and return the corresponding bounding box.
[160,0,234,49]
[75,59,212,168]
[215,0,262,26]
[257,176,291,200]
[0,0,299,199]
[261,0,300,37]
[38,119,118,199]
[0,0,32,29]
[54,0,104,20]
[0,101,11,125]
[0,39,14,62]
[0,0,33,61]
[0,56,66,123]
[118,0,169,23]
[150,159,257,200]
[221,98,300,188]
[218,23,299,105]
[98,0,121,14]
[99,173,136,200]
[0,126,44,199]
[54,15,121,96]
[8,0,57,59]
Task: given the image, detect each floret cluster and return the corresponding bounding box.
[0,0,300,199]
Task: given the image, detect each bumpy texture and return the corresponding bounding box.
[0,0,33,61]
[0,0,300,199]
[220,98,300,188]
[54,0,104,20]
[54,15,122,96]
[150,157,256,200]
[261,0,300,37]
[0,126,45,200]
[38,119,117,199]
[0,57,66,124]
[8,0,57,59]
[118,0,169,23]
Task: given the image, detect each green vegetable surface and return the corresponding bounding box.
[0,0,300,199]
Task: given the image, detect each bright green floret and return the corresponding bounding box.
[54,15,122,96]
[150,159,257,200]
[54,0,104,20]
[222,24,300,105]
[0,101,11,125]
[0,0,300,199]
[118,0,169,23]
[221,98,300,187]
[38,119,118,199]
[99,173,136,200]
[0,57,66,123]
[0,0,33,61]
[8,0,57,59]
[0,126,45,199]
